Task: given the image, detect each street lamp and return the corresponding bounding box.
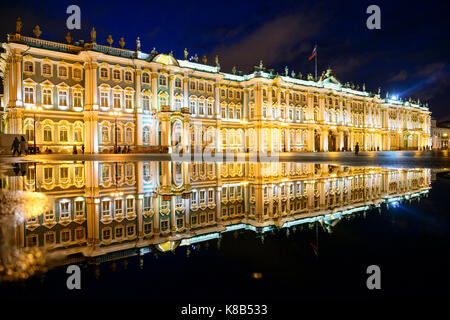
[109,111,122,153]
[26,105,42,153]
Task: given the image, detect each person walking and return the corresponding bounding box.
[11,137,20,156]
[355,142,359,155]
[73,145,78,154]
[81,144,85,154]
[19,136,28,155]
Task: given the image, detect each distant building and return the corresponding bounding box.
[431,119,450,149]
[0,19,432,153]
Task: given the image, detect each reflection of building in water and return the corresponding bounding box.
[4,161,431,265]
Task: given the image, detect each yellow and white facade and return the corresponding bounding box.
[0,30,432,154]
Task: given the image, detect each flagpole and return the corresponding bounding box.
[315,47,317,81]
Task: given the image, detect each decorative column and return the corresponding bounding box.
[135,69,143,147]
[83,61,99,153]
[151,73,158,112]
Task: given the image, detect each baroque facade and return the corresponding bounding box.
[0,27,432,153]
[3,161,431,266]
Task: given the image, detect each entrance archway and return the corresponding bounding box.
[314,130,320,151]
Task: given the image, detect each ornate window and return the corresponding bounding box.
[143,127,151,144]
[73,68,82,80]
[159,95,167,107]
[125,127,133,144]
[74,127,83,142]
[142,72,150,84]
[159,75,167,86]
[175,77,182,88]
[58,66,68,78]
[73,91,83,108]
[125,93,133,110]
[42,64,52,76]
[42,88,52,105]
[24,87,34,103]
[101,126,110,143]
[24,61,34,73]
[59,127,68,142]
[100,91,109,107]
[100,67,108,79]
[113,92,121,108]
[58,90,68,107]
[43,126,53,142]
[198,100,205,115]
[143,95,151,111]
[113,69,121,81]
[207,100,213,116]
[125,71,132,82]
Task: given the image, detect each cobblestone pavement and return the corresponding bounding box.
[0,150,449,169]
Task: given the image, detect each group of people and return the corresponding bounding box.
[73,145,85,154]
[11,136,28,156]
[115,146,132,153]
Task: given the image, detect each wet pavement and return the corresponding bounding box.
[0,150,449,169]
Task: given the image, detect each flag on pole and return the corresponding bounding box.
[308,45,317,61]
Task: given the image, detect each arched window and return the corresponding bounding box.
[125,127,133,144]
[175,78,182,88]
[58,66,67,77]
[43,126,53,142]
[142,72,150,84]
[159,75,167,86]
[174,96,182,110]
[159,95,167,107]
[143,127,151,144]
[24,61,33,73]
[26,126,34,142]
[74,127,83,142]
[101,126,110,143]
[100,68,108,78]
[73,68,82,79]
[42,64,52,76]
[59,127,68,142]
[143,95,151,111]
[125,71,132,82]
[113,69,121,80]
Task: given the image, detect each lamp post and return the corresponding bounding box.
[109,111,122,153]
[26,105,42,153]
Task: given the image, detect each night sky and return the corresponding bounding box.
[1,0,449,120]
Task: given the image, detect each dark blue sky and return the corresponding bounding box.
[1,0,449,120]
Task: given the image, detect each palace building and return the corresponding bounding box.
[2,161,430,271]
[0,21,432,154]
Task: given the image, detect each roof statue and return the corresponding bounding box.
[65,32,72,44]
[184,48,188,60]
[291,70,296,78]
[90,27,96,43]
[107,35,113,46]
[119,37,125,49]
[193,53,198,62]
[202,55,207,64]
[232,66,236,74]
[33,25,42,38]
[285,66,289,76]
[136,37,141,51]
[16,17,22,34]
